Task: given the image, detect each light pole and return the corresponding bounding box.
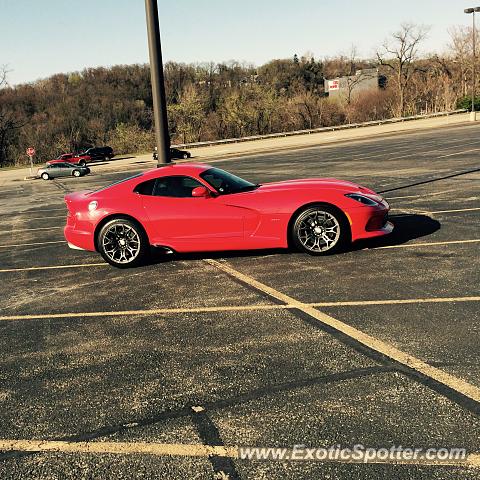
[145,0,171,165]
[465,7,480,121]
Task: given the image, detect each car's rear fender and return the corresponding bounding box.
[93,214,150,252]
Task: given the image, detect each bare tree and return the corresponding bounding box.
[0,66,29,167]
[377,23,429,117]
[448,26,479,98]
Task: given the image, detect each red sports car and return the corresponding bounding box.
[64,163,393,267]
[47,153,91,167]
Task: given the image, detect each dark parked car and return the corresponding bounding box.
[82,146,114,161]
[153,147,191,161]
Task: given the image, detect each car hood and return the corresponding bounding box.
[258,178,376,194]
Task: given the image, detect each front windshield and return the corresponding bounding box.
[200,168,258,195]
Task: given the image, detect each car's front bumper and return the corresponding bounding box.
[349,200,393,241]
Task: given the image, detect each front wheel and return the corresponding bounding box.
[41,172,50,180]
[98,218,149,268]
[182,153,189,159]
[72,169,81,177]
[78,160,86,167]
[291,205,349,255]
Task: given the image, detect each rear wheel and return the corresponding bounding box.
[41,172,50,180]
[72,169,81,177]
[104,155,109,161]
[98,218,149,268]
[291,205,349,255]
[78,160,86,167]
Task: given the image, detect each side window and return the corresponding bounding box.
[134,179,156,195]
[153,176,203,197]
[134,176,203,197]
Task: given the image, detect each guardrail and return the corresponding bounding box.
[172,109,468,150]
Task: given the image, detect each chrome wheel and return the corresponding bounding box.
[102,223,141,264]
[295,209,341,253]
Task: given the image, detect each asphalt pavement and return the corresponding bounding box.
[0,123,479,479]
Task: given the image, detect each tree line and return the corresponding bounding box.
[0,23,478,167]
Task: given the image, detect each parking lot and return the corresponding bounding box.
[0,123,479,479]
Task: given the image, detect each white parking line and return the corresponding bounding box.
[0,297,478,321]
[374,239,480,250]
[206,259,480,405]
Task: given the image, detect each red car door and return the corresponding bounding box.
[138,175,245,251]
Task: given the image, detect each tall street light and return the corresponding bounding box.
[465,7,480,121]
[145,0,171,165]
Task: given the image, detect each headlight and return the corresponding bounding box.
[88,201,98,211]
[345,193,379,206]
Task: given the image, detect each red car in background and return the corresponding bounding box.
[64,163,393,268]
[47,153,91,167]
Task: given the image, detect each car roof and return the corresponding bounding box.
[141,163,212,179]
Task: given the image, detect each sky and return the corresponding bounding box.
[0,0,476,85]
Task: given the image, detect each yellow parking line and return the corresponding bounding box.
[0,439,478,467]
[0,297,478,322]
[374,239,480,249]
[428,207,480,214]
[6,215,66,221]
[386,189,459,200]
[439,147,480,158]
[0,240,65,249]
[0,226,62,233]
[0,304,285,321]
[0,439,236,459]
[312,296,480,307]
[206,259,480,406]
[0,263,106,273]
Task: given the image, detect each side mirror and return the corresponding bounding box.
[191,186,210,198]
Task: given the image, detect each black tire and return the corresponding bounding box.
[98,218,149,268]
[182,153,189,159]
[104,155,109,161]
[291,204,350,255]
[72,169,81,177]
[79,160,86,167]
[41,172,50,180]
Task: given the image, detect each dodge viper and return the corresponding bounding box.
[64,163,393,267]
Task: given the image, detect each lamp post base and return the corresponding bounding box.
[470,111,478,121]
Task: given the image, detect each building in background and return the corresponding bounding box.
[325,68,385,102]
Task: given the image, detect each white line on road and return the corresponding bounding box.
[206,259,480,406]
